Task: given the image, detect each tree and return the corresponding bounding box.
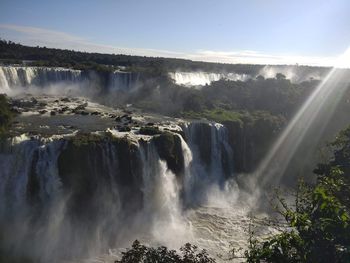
[275,73,286,80]
[0,94,13,137]
[245,126,350,262]
[116,240,215,263]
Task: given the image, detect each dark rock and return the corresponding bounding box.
[38,102,47,107]
[118,126,131,132]
[60,97,71,102]
[74,104,86,111]
[57,135,143,218]
[50,111,57,116]
[139,126,162,136]
[39,109,47,114]
[58,106,69,113]
[153,132,184,176]
[10,106,22,114]
[30,97,38,104]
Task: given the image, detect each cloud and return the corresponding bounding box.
[186,50,337,67]
[0,24,185,58]
[0,23,342,67]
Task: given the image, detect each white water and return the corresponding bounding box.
[0,66,139,95]
[0,122,262,262]
[169,72,250,87]
[258,65,326,82]
[139,141,192,248]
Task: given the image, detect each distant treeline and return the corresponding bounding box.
[0,39,328,75]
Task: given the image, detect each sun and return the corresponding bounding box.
[335,47,350,69]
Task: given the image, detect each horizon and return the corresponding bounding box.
[1,0,350,67]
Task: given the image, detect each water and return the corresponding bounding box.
[258,65,327,82]
[169,72,250,87]
[0,122,253,262]
[0,66,139,95]
[2,61,346,262]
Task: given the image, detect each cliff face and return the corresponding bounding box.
[223,117,284,173]
[0,66,140,95]
[0,119,274,262]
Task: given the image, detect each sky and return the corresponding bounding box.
[1,0,350,66]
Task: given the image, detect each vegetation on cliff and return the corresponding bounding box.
[0,94,13,137]
[116,126,350,262]
[245,126,350,262]
[117,240,215,263]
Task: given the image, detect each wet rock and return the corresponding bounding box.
[74,103,88,111]
[60,97,71,102]
[50,111,57,116]
[57,135,143,216]
[30,97,38,104]
[118,126,131,132]
[90,111,100,116]
[139,126,162,135]
[79,111,89,116]
[10,106,22,114]
[39,109,48,115]
[153,132,184,176]
[11,99,37,108]
[38,102,47,107]
[57,106,69,114]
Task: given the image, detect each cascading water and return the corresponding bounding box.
[139,139,192,247]
[0,122,239,262]
[0,66,140,95]
[257,65,328,82]
[169,72,250,87]
[181,122,235,204]
[108,71,140,92]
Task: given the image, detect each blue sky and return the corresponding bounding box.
[1,0,350,66]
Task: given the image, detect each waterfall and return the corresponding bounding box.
[169,71,250,87]
[0,122,235,261]
[0,66,140,95]
[257,65,327,82]
[181,122,235,204]
[108,71,140,92]
[0,136,65,216]
[138,140,191,247]
[0,66,83,92]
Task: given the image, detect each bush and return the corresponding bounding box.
[0,94,13,137]
[245,126,350,263]
[116,240,215,263]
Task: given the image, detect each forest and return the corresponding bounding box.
[1,40,350,263]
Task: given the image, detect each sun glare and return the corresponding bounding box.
[335,47,350,68]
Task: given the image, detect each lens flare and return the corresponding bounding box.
[249,47,350,198]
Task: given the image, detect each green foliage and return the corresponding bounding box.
[116,240,215,263]
[245,231,304,263]
[182,108,244,124]
[139,126,163,135]
[69,132,129,146]
[245,126,350,262]
[0,94,13,137]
